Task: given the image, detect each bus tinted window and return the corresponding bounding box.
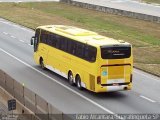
[84,45,97,62]
[67,40,76,55]
[76,43,84,58]
[47,34,53,46]
[101,46,131,59]
[39,30,97,62]
[35,29,40,42]
[60,37,68,51]
[50,34,56,47]
[40,30,48,44]
[54,35,61,49]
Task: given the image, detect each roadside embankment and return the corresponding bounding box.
[0,70,72,120]
[0,2,159,77]
[60,0,160,23]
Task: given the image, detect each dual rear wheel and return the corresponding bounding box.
[40,58,45,70]
[68,72,83,90]
[68,72,74,86]
[76,75,83,90]
[39,58,83,90]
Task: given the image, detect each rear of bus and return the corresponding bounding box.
[95,43,133,92]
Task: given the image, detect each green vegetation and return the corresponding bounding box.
[0,2,160,76]
[142,0,160,4]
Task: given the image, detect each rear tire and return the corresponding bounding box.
[76,75,83,90]
[68,72,74,86]
[40,58,45,70]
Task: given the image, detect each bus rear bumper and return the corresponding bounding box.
[95,84,132,93]
[107,85,129,92]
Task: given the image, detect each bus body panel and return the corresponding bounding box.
[38,43,98,91]
[31,25,133,93]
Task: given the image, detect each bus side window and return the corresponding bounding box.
[75,42,84,58]
[47,34,52,46]
[72,42,76,55]
[51,34,56,47]
[60,37,68,51]
[55,35,61,49]
[40,30,47,44]
[89,46,96,62]
[84,45,96,62]
[67,40,71,53]
[67,40,75,55]
[35,29,40,42]
[33,29,40,52]
[41,34,46,43]
[84,45,89,61]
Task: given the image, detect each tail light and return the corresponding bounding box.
[130,74,133,82]
[97,76,101,84]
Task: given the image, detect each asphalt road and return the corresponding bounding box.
[0,0,160,17]
[0,18,160,115]
[0,0,59,2]
[73,0,160,17]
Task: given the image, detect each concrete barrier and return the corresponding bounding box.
[48,103,63,120]
[0,70,67,120]
[60,0,160,23]
[35,95,49,120]
[0,86,39,120]
[14,80,24,105]
[5,75,14,96]
[24,87,36,113]
[0,70,5,89]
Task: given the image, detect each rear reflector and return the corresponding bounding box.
[130,74,133,82]
[97,76,101,84]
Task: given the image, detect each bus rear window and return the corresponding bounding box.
[101,46,131,59]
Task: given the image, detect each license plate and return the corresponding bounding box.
[113,83,119,86]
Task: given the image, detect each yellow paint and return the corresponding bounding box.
[32,25,133,93]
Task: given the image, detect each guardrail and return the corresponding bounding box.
[0,70,72,120]
[60,0,160,23]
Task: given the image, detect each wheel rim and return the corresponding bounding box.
[69,73,74,85]
[77,76,82,89]
[41,60,45,69]
[78,81,81,88]
[69,74,73,83]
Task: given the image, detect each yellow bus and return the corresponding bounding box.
[31,25,133,93]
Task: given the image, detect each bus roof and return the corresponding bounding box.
[37,25,131,47]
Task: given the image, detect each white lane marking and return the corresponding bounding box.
[0,86,35,115]
[3,31,31,45]
[28,44,32,46]
[110,0,129,3]
[0,48,122,118]
[134,70,160,81]
[3,32,8,35]
[1,18,158,81]
[140,95,156,103]
[2,31,31,46]
[19,40,24,42]
[0,20,33,33]
[2,30,31,46]
[10,36,16,39]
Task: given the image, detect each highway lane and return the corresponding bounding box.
[0,0,59,2]
[73,0,160,17]
[0,18,160,114]
[0,29,108,114]
[0,0,160,17]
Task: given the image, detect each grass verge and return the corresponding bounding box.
[142,0,160,4]
[0,2,160,76]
